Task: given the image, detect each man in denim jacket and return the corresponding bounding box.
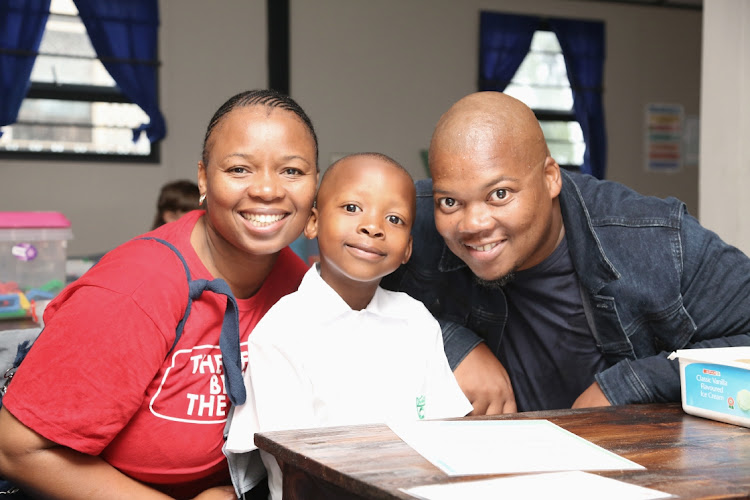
[382,92,750,413]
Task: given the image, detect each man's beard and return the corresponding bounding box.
[474,271,516,290]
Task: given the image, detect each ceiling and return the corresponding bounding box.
[580,0,702,10]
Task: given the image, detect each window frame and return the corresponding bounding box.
[535,109,581,173]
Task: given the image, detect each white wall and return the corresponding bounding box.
[292,0,701,211]
[0,0,702,256]
[699,0,750,254]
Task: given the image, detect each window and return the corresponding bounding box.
[479,12,606,178]
[504,30,585,170]
[0,0,160,162]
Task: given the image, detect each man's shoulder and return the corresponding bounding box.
[562,171,685,224]
[413,178,436,225]
[409,178,446,263]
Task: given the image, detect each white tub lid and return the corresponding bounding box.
[668,346,750,369]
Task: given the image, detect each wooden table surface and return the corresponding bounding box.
[255,403,750,499]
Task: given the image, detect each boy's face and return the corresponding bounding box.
[306,157,414,296]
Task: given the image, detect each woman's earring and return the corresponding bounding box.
[199,194,206,206]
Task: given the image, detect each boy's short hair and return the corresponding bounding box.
[316,153,414,211]
[322,152,412,185]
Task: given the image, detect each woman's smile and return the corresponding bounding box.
[239,211,287,227]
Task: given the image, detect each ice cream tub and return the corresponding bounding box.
[668,347,750,428]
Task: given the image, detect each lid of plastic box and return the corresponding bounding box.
[0,212,71,229]
[668,346,750,369]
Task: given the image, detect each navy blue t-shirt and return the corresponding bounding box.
[498,236,609,411]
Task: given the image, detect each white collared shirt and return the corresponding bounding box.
[226,265,472,498]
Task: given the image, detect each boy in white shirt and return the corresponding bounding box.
[224,153,472,499]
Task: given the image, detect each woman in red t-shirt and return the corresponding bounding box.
[0,89,319,500]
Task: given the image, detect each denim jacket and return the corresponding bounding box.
[382,171,750,406]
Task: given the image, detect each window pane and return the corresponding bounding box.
[541,121,586,166]
[50,0,77,16]
[504,84,574,111]
[540,121,584,143]
[508,52,570,88]
[31,55,114,87]
[1,100,151,156]
[41,14,93,58]
[530,30,562,52]
[32,5,114,86]
[504,31,573,112]
[548,142,586,167]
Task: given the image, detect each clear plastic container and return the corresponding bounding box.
[0,212,73,319]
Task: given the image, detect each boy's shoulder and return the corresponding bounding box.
[248,285,311,344]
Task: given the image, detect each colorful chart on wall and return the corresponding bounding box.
[645,103,684,173]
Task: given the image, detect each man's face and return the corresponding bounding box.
[430,142,562,283]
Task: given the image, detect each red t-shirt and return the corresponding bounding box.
[3,210,309,498]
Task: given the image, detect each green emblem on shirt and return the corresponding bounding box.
[416,395,426,419]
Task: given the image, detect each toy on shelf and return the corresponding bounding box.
[0,283,37,322]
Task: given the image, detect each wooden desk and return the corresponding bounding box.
[255,403,750,499]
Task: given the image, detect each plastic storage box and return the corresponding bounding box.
[668,347,750,428]
[0,212,73,319]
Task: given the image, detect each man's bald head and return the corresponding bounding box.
[429,92,548,171]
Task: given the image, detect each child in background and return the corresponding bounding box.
[224,153,472,499]
[151,179,200,230]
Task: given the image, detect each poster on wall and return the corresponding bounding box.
[645,103,684,172]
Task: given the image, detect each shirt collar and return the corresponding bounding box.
[558,170,620,292]
[299,264,394,319]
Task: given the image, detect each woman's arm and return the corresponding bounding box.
[0,407,175,500]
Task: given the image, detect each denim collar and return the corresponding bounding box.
[558,170,620,292]
[435,170,620,293]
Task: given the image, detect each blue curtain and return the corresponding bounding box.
[479,12,607,179]
[74,0,166,143]
[479,12,538,92]
[0,0,50,138]
[550,18,607,179]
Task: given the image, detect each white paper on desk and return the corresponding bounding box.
[401,471,673,500]
[388,419,644,476]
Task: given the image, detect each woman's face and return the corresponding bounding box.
[198,105,318,258]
